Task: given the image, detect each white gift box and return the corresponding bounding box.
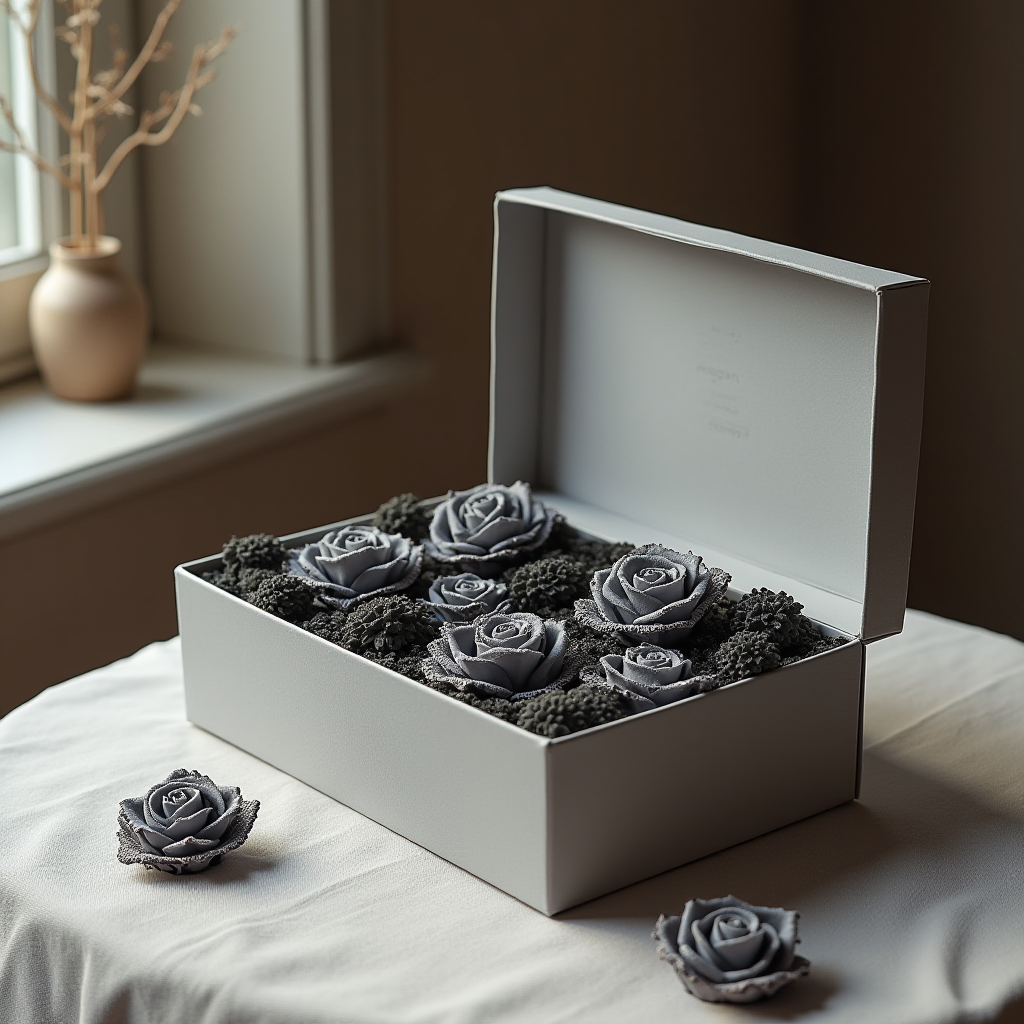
[175,188,928,915]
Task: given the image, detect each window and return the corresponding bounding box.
[0,0,59,382]
[0,7,41,265]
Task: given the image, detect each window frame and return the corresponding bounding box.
[0,0,62,384]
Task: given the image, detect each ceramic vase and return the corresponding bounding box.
[29,236,148,401]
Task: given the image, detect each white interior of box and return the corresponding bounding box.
[490,188,924,638]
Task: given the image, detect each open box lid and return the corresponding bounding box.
[488,187,929,642]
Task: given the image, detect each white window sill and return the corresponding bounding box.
[0,342,431,542]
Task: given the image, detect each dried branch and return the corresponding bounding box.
[0,96,74,188]
[93,27,234,194]
[88,0,182,120]
[0,0,75,134]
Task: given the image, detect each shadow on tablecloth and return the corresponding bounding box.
[560,750,1024,1021]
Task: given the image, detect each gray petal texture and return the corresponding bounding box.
[117,768,259,875]
[287,525,423,610]
[426,574,510,622]
[654,896,809,1003]
[421,612,576,700]
[576,543,730,647]
[580,644,697,711]
[424,482,557,573]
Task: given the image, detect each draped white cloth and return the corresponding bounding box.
[3,610,1024,1024]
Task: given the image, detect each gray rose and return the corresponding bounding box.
[580,644,698,711]
[575,543,730,647]
[287,525,422,610]
[422,611,575,700]
[427,573,511,623]
[654,896,809,1003]
[117,768,260,875]
[424,481,557,573]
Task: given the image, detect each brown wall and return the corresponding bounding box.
[3,0,1021,716]
[0,399,448,717]
[386,0,1024,639]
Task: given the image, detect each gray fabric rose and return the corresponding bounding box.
[287,525,422,610]
[421,611,575,700]
[580,644,698,711]
[654,896,809,1003]
[575,543,730,647]
[117,768,260,875]
[427,573,511,623]
[424,481,557,573]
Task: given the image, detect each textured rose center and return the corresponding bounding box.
[454,579,487,598]
[718,914,753,938]
[462,492,505,528]
[343,530,381,551]
[634,651,671,669]
[636,567,675,586]
[162,787,198,817]
[491,622,525,641]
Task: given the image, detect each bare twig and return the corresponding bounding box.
[93,27,234,194]
[0,97,74,188]
[88,0,182,120]
[0,0,234,249]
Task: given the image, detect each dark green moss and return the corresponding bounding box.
[222,534,287,572]
[515,683,631,738]
[715,629,782,683]
[302,609,348,645]
[686,597,735,651]
[372,493,432,542]
[337,594,440,655]
[247,574,317,624]
[731,588,815,653]
[505,556,592,617]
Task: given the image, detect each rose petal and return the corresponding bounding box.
[162,788,203,822]
[160,835,222,857]
[468,647,545,690]
[195,789,241,842]
[594,569,638,624]
[450,653,516,690]
[156,805,214,840]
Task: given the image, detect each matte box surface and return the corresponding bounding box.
[177,531,863,915]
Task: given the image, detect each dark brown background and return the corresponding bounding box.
[2,0,1020,714]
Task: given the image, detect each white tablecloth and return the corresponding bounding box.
[3,610,1024,1024]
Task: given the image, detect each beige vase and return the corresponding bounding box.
[29,236,149,401]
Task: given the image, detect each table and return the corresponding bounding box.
[3,610,1024,1024]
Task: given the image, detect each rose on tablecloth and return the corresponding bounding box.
[575,543,730,647]
[117,768,259,875]
[421,611,576,700]
[580,643,698,711]
[424,481,557,574]
[427,573,510,622]
[287,525,422,610]
[654,896,809,1003]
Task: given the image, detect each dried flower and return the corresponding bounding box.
[580,644,697,711]
[654,896,809,1003]
[425,481,557,574]
[575,544,730,647]
[427,573,510,622]
[516,683,631,737]
[287,525,422,610]
[422,611,575,701]
[117,768,259,875]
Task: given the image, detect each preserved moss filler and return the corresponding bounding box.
[203,485,843,737]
